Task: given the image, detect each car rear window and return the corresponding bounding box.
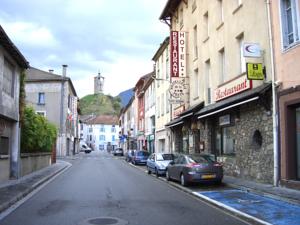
[137,151,149,156]
[187,155,213,164]
[157,154,173,161]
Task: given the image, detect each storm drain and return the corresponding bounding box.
[79,217,128,225]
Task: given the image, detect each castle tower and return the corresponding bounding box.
[94,72,104,94]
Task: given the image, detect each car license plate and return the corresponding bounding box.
[201,174,216,179]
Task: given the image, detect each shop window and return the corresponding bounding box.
[252,130,263,149]
[222,127,235,155]
[3,59,15,97]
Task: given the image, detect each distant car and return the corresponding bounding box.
[132,150,150,165]
[166,154,223,186]
[147,153,175,177]
[125,150,135,162]
[113,148,124,156]
[80,144,92,154]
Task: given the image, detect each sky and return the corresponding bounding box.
[0,0,169,98]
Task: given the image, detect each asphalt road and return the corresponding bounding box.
[0,151,248,225]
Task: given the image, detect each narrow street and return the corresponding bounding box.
[0,152,247,225]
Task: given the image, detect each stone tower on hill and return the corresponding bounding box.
[94,72,104,94]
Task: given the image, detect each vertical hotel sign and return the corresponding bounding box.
[170,31,186,78]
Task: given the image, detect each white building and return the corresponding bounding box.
[81,115,119,151]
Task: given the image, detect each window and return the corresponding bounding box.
[100,125,105,132]
[0,136,9,155]
[111,126,116,133]
[205,60,212,104]
[99,145,104,150]
[157,61,160,88]
[218,0,224,23]
[38,92,45,105]
[237,33,246,74]
[157,96,160,117]
[36,111,46,117]
[99,135,105,141]
[3,59,14,97]
[89,127,93,133]
[112,135,115,142]
[180,7,184,28]
[194,69,199,98]
[161,93,165,116]
[281,0,300,48]
[166,91,170,113]
[219,48,226,83]
[203,11,209,40]
[192,0,197,12]
[193,25,198,58]
[166,47,170,80]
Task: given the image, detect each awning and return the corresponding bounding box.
[196,82,271,119]
[180,101,204,119]
[165,117,183,128]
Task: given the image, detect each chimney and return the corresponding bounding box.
[62,65,68,77]
[49,69,54,73]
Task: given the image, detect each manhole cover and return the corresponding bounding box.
[79,217,128,225]
[89,218,118,225]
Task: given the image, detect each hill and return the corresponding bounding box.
[117,88,134,107]
[79,93,121,116]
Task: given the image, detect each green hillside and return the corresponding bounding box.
[79,93,121,116]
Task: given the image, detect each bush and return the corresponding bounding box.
[21,107,57,153]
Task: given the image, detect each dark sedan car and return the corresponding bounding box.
[166,154,223,186]
[132,150,150,165]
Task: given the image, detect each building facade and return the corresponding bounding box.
[81,115,119,151]
[160,0,274,183]
[152,37,172,153]
[144,73,156,154]
[271,0,300,188]
[0,25,29,181]
[25,66,79,157]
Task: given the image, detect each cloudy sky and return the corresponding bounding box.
[0,0,169,97]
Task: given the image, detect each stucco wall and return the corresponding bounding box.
[20,153,51,177]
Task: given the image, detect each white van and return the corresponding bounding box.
[80,141,92,153]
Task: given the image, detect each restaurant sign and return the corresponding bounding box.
[170,31,186,78]
[214,75,252,102]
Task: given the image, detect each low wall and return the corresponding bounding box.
[21,153,52,177]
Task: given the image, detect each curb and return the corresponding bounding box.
[123,160,270,225]
[0,161,71,214]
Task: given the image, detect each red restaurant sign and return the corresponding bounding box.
[170,31,186,78]
[214,75,252,102]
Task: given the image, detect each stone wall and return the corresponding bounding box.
[233,101,274,183]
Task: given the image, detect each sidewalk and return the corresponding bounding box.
[0,160,71,214]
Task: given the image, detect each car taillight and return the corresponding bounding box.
[186,163,200,168]
[213,162,222,167]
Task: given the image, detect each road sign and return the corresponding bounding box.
[243,43,261,58]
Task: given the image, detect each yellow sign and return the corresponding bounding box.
[247,63,264,80]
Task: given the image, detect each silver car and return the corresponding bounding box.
[147,153,174,177]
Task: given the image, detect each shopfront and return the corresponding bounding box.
[197,83,274,184]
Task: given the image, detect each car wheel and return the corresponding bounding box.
[180,174,187,187]
[147,167,151,174]
[166,170,170,181]
[155,168,159,177]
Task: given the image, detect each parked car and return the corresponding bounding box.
[125,150,135,162]
[132,150,150,165]
[166,154,223,186]
[147,153,175,177]
[113,148,124,156]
